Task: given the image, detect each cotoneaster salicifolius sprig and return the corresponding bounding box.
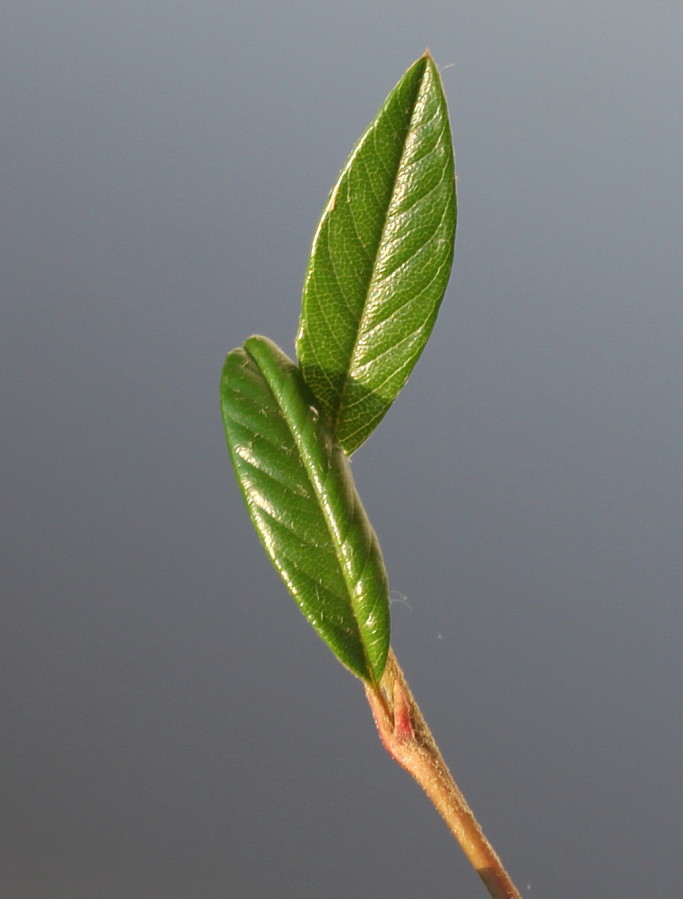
[220,53,522,899]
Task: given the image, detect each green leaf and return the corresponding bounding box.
[220,335,390,684]
[296,52,456,455]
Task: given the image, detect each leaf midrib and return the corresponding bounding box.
[331,66,430,437]
[247,341,376,677]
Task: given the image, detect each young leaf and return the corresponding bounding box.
[220,335,390,684]
[296,52,456,455]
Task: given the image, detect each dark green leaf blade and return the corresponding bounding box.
[296,52,456,455]
[220,335,390,684]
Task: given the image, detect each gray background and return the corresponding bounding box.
[3,3,682,897]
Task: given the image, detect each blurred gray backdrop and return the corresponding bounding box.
[3,3,682,897]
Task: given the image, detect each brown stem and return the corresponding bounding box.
[365,649,522,899]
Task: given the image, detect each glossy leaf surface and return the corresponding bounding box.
[296,52,456,455]
[221,336,390,683]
